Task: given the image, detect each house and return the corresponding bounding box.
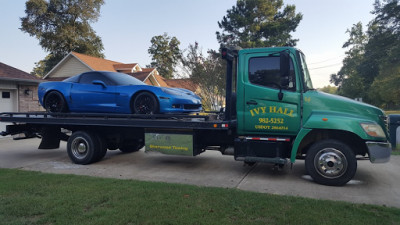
[164,78,199,94]
[43,52,168,87]
[0,62,43,136]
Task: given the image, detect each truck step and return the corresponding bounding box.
[235,156,287,165]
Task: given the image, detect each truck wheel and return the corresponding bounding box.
[305,139,357,186]
[67,131,100,165]
[44,91,68,113]
[119,140,144,153]
[94,135,107,162]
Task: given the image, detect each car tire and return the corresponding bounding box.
[305,139,357,186]
[132,92,159,114]
[44,91,68,113]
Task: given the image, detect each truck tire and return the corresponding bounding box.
[119,140,144,153]
[305,139,357,186]
[94,135,107,162]
[67,131,101,165]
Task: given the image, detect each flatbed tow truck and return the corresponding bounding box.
[0,47,392,186]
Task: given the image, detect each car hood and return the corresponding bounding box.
[160,87,200,98]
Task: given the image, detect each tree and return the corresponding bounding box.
[331,0,400,109]
[318,85,338,94]
[367,0,400,108]
[148,33,181,79]
[216,0,302,48]
[20,0,105,77]
[181,43,226,110]
[330,22,368,99]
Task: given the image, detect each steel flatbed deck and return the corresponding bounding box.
[0,112,234,131]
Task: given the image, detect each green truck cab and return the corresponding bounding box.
[230,47,391,186]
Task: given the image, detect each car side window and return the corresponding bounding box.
[79,72,114,85]
[248,56,295,91]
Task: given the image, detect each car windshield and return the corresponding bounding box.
[102,72,146,86]
[298,52,314,91]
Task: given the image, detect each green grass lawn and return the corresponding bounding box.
[392,150,400,155]
[0,169,399,225]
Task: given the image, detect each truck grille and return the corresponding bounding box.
[380,115,389,136]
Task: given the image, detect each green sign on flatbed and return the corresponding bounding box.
[145,133,193,156]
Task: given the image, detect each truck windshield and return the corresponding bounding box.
[299,52,314,91]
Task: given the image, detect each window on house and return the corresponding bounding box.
[248,56,296,91]
[2,92,10,99]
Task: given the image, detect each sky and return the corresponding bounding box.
[0,0,376,88]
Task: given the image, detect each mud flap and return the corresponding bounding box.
[38,126,61,149]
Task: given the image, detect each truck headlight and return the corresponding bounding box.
[360,123,386,138]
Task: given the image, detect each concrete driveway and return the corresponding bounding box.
[1,137,399,208]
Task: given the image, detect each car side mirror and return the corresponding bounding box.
[92,80,106,88]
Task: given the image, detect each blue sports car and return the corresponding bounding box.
[38,71,202,114]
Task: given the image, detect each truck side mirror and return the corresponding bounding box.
[280,51,290,80]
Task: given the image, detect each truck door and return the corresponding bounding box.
[239,52,301,135]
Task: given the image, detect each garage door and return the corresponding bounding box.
[0,90,17,138]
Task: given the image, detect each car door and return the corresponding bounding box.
[69,72,118,113]
[240,52,301,136]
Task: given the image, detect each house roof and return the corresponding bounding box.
[126,68,169,87]
[0,62,41,82]
[153,74,168,87]
[164,78,198,92]
[128,72,149,82]
[113,63,139,71]
[45,77,68,81]
[71,52,122,71]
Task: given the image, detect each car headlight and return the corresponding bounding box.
[360,123,386,138]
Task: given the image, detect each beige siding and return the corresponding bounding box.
[50,56,91,78]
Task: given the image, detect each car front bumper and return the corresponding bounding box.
[366,141,391,163]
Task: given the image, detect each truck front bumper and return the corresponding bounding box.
[366,141,391,163]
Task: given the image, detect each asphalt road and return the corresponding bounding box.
[1,137,399,208]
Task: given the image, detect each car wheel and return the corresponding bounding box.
[44,91,68,113]
[305,139,357,186]
[132,92,159,114]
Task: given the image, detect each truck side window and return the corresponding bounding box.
[249,56,295,91]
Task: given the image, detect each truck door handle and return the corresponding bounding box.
[246,100,258,105]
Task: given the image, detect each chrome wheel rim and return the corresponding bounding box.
[71,137,89,160]
[314,148,348,179]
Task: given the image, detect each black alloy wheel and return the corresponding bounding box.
[44,91,68,113]
[133,92,158,114]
